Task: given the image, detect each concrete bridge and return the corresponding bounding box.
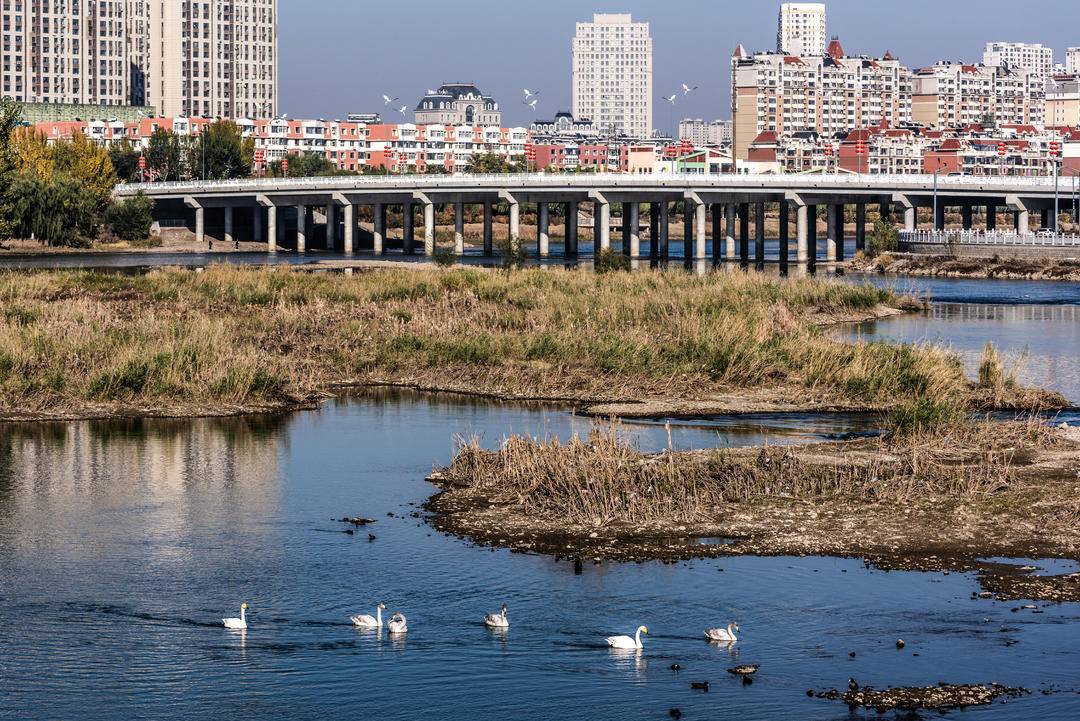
[115,173,1078,264]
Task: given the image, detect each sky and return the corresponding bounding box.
[279,0,1080,133]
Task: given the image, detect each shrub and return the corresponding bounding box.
[595,247,631,273]
[104,192,155,241]
[867,218,898,256]
[494,235,527,271]
[432,245,457,267]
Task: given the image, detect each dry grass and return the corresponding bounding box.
[0,265,972,416]
[437,419,1061,526]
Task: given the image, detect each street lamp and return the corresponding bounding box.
[1050,140,1061,233]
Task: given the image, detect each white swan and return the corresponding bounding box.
[223,603,248,630]
[705,623,739,642]
[484,604,509,629]
[606,625,648,649]
[387,612,408,634]
[350,602,386,628]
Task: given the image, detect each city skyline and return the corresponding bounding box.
[280,0,1080,131]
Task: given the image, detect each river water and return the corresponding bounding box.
[1,263,1079,719]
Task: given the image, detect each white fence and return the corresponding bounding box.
[900,230,1080,247]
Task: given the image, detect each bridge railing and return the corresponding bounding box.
[900,230,1080,247]
[115,172,1068,195]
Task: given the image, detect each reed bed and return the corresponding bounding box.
[0,265,975,415]
[438,420,1060,526]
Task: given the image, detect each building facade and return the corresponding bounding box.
[131,0,278,119]
[731,39,912,162]
[414,83,501,126]
[777,2,826,56]
[1067,47,1080,75]
[678,119,732,146]
[1047,76,1080,128]
[982,42,1054,80]
[912,63,1044,129]
[572,13,653,138]
[2,0,129,105]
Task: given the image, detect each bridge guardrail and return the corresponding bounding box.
[899,230,1080,247]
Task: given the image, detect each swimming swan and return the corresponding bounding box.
[704,623,739,642]
[387,612,408,634]
[223,603,249,630]
[606,625,648,649]
[484,604,509,629]
[350,603,386,628]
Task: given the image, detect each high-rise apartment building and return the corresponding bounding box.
[572,13,653,138]
[2,1,276,118]
[777,3,827,56]
[131,0,278,119]
[1067,47,1080,75]
[1,0,129,105]
[678,119,732,146]
[912,62,1045,128]
[731,40,911,161]
[982,42,1054,80]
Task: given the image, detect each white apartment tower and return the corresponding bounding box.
[1067,47,1080,75]
[130,0,278,118]
[1,0,129,105]
[777,3,827,56]
[983,42,1054,80]
[572,13,653,138]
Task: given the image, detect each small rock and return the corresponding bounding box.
[896,639,905,649]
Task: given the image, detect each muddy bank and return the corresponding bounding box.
[424,423,1080,601]
[811,683,1029,711]
[849,253,1080,281]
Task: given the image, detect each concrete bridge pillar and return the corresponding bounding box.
[683,202,694,260]
[508,199,521,252]
[879,201,891,224]
[295,205,307,253]
[1040,208,1051,230]
[537,202,550,257]
[422,200,435,256]
[711,204,723,263]
[343,203,355,255]
[402,202,414,254]
[325,202,336,251]
[626,202,640,258]
[754,201,765,265]
[592,195,610,251]
[694,200,707,260]
[483,202,493,255]
[725,203,736,260]
[223,206,234,245]
[904,206,916,232]
[855,203,866,253]
[565,201,579,256]
[649,203,659,260]
[1018,210,1030,235]
[986,205,997,231]
[796,203,809,263]
[373,203,386,255]
[658,201,669,259]
[194,206,205,246]
[454,201,466,256]
[961,204,973,231]
[738,203,749,263]
[266,205,277,253]
[253,207,262,246]
[826,203,838,262]
[778,200,790,268]
[807,205,818,269]
[934,202,945,231]
[621,203,631,257]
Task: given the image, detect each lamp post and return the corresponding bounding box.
[1050,141,1061,232]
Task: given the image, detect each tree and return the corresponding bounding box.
[269,153,337,178]
[191,120,252,180]
[9,127,55,179]
[146,128,184,181]
[53,132,116,210]
[109,141,142,183]
[464,153,526,174]
[0,97,21,238]
[104,192,155,241]
[867,218,899,256]
[6,173,99,246]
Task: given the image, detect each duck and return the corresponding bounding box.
[705,622,739,642]
[387,612,408,634]
[350,602,386,628]
[606,625,647,650]
[223,603,249,630]
[484,604,509,629]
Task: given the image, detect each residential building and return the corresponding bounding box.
[1046,76,1080,127]
[414,83,501,126]
[912,62,1045,129]
[777,2,827,56]
[731,39,912,162]
[572,13,653,138]
[678,119,732,146]
[982,42,1054,80]
[530,112,598,140]
[347,113,382,124]
[130,0,278,119]
[1,0,129,105]
[1067,48,1080,75]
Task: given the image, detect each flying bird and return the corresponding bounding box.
[681,83,699,95]
[396,105,408,116]
[523,98,538,110]
[382,94,399,106]
[664,94,678,105]
[523,88,540,99]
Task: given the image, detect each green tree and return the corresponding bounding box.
[464,153,525,174]
[269,153,337,178]
[867,218,899,256]
[109,141,143,183]
[104,192,155,241]
[146,128,184,181]
[6,173,99,246]
[191,120,252,180]
[0,97,21,238]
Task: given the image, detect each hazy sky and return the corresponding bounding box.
[279,0,1079,132]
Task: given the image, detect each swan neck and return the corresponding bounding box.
[635,629,641,647]
[376,606,382,625]
[240,607,246,622]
